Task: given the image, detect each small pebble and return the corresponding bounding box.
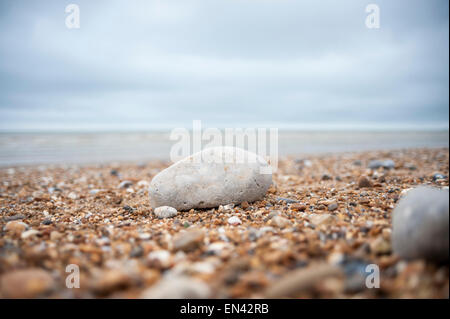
[110,169,119,176]
[433,173,446,181]
[147,250,172,269]
[92,269,132,295]
[270,215,292,228]
[290,203,306,211]
[327,202,338,211]
[4,220,28,233]
[358,176,373,188]
[173,229,204,252]
[50,231,63,240]
[42,219,52,225]
[21,229,40,239]
[118,181,133,189]
[310,214,337,226]
[0,269,55,298]
[370,236,391,255]
[265,264,342,298]
[154,206,178,219]
[276,197,299,204]
[227,216,242,226]
[67,192,77,200]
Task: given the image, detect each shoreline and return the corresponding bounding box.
[0,146,448,169]
[0,130,448,167]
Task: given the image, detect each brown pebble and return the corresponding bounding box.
[290,203,307,211]
[370,236,391,255]
[240,201,249,209]
[265,264,342,298]
[21,229,40,239]
[0,268,55,298]
[270,215,292,228]
[173,229,204,252]
[4,220,28,233]
[50,231,64,241]
[358,176,373,188]
[91,269,132,295]
[327,201,338,211]
[310,214,337,226]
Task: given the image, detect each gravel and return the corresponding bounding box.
[0,147,448,299]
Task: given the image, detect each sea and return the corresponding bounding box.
[0,130,448,167]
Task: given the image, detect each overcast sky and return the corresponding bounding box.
[0,0,448,131]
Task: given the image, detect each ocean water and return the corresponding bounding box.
[0,131,448,167]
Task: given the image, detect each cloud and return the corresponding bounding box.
[0,0,448,130]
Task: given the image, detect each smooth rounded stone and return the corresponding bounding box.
[227,216,242,226]
[392,186,449,262]
[50,231,63,241]
[91,269,132,295]
[153,206,178,219]
[149,147,272,211]
[270,215,292,228]
[358,176,373,188]
[21,229,40,239]
[309,214,337,227]
[67,192,78,200]
[110,169,119,176]
[265,264,342,298]
[89,189,103,195]
[147,250,173,269]
[370,236,391,255]
[206,242,232,256]
[327,201,338,211]
[433,173,447,181]
[173,229,204,252]
[4,220,28,233]
[118,180,133,189]
[0,268,55,298]
[141,275,211,299]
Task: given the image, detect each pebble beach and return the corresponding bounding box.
[0,147,448,299]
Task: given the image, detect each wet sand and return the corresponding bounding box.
[0,148,448,298]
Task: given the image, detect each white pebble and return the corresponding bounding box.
[21,229,40,239]
[154,206,178,218]
[149,146,272,211]
[227,216,242,226]
[67,192,77,200]
[147,250,172,268]
[137,180,149,187]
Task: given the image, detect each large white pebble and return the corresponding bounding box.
[149,147,272,211]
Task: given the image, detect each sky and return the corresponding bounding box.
[0,0,448,131]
